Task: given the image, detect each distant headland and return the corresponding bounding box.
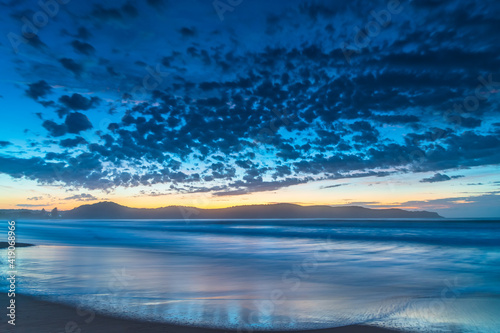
[0,201,442,219]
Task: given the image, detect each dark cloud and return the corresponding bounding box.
[298,2,336,21]
[213,177,312,196]
[458,117,482,128]
[179,27,196,37]
[65,112,93,134]
[59,58,83,76]
[122,1,139,17]
[61,27,93,40]
[41,114,92,137]
[0,153,112,190]
[420,173,465,183]
[146,0,164,9]
[76,27,92,39]
[59,94,100,111]
[26,80,52,100]
[373,114,420,124]
[0,141,13,148]
[71,40,96,55]
[60,137,88,148]
[26,35,47,51]
[42,120,67,137]
[320,183,349,189]
[90,4,123,22]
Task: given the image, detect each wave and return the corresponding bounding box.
[14,219,500,248]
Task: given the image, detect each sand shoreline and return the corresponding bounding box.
[1,294,401,333]
[0,242,34,248]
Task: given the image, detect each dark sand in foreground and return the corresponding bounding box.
[0,242,34,248]
[1,294,401,333]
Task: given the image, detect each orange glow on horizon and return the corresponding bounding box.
[1,168,497,213]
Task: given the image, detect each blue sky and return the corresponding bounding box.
[0,0,499,217]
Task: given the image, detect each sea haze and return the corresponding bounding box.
[2,219,500,332]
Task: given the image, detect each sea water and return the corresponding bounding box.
[1,219,499,332]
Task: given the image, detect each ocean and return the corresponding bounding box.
[2,219,500,332]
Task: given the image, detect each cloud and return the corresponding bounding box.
[17,204,49,207]
[60,137,88,148]
[122,1,139,17]
[76,27,92,39]
[25,35,48,51]
[298,2,337,21]
[373,114,420,124]
[420,173,465,183]
[146,0,164,9]
[42,120,67,137]
[90,4,123,22]
[138,190,169,197]
[26,80,52,100]
[65,112,93,133]
[59,94,100,111]
[379,192,500,218]
[0,152,114,190]
[63,193,98,201]
[320,183,349,189]
[179,27,196,37]
[0,141,13,148]
[71,40,96,55]
[458,116,482,128]
[213,177,312,196]
[59,58,83,76]
[341,201,380,206]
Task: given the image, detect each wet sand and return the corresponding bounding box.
[1,294,401,333]
[0,242,34,248]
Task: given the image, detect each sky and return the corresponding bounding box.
[0,0,499,217]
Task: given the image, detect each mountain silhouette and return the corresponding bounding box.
[62,202,443,219]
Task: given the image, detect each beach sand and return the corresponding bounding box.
[0,242,33,248]
[1,294,401,333]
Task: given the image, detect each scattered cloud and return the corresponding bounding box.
[63,193,99,201]
[70,40,96,55]
[320,183,349,189]
[420,173,465,183]
[25,80,52,100]
[0,141,13,148]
